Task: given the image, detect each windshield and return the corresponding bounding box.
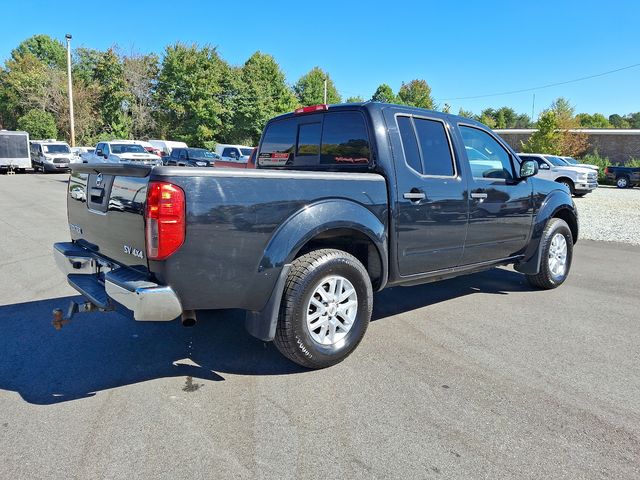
[546,156,568,167]
[240,148,253,156]
[43,144,71,154]
[188,149,215,160]
[110,144,146,154]
[564,157,578,164]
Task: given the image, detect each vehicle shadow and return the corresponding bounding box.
[0,268,532,405]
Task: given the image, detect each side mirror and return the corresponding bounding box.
[95,149,103,156]
[539,163,550,170]
[519,160,538,178]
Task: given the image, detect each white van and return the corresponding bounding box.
[0,130,31,172]
[148,140,188,157]
[30,139,74,172]
[214,144,254,163]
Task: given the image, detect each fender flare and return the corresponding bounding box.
[246,199,388,342]
[514,189,577,274]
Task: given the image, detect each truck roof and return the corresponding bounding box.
[267,101,487,129]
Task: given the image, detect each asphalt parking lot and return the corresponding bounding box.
[1,173,639,479]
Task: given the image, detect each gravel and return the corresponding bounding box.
[574,185,640,245]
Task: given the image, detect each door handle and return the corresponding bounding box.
[403,191,426,200]
[470,192,488,199]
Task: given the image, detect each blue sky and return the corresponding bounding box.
[2,0,639,118]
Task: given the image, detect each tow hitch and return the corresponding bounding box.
[52,300,111,330]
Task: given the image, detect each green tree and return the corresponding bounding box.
[397,79,435,109]
[514,114,533,128]
[293,67,341,106]
[123,52,159,139]
[346,95,364,103]
[521,110,563,154]
[94,48,131,137]
[233,52,297,144]
[626,112,640,129]
[457,108,475,119]
[371,84,396,103]
[12,35,66,69]
[17,109,57,139]
[576,113,610,128]
[549,97,575,125]
[155,43,234,146]
[609,114,630,128]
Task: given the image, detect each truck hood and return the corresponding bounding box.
[552,166,594,175]
[114,153,161,161]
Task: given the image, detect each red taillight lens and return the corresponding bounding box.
[604,167,609,174]
[145,181,185,260]
[294,104,328,114]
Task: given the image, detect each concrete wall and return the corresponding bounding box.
[494,129,640,164]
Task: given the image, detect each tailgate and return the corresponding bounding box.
[67,164,151,271]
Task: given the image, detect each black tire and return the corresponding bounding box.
[616,176,630,189]
[558,179,575,195]
[526,218,573,289]
[274,249,373,369]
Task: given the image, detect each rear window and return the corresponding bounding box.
[258,111,371,169]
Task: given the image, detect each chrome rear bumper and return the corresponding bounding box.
[53,242,182,321]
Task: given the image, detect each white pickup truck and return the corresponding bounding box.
[518,153,598,197]
[88,140,162,166]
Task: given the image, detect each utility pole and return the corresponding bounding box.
[531,93,536,122]
[323,76,327,104]
[65,34,75,147]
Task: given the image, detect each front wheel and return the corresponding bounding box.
[526,218,573,289]
[274,249,373,369]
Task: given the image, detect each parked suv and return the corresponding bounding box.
[518,153,598,197]
[88,140,162,166]
[30,140,74,172]
[214,144,254,164]
[165,148,218,167]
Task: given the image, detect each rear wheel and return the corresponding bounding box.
[274,249,373,369]
[616,176,630,189]
[526,218,573,289]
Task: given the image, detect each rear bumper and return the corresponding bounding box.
[53,242,182,321]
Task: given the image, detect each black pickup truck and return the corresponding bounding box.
[54,102,578,368]
[605,165,640,188]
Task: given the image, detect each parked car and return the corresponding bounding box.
[30,140,74,172]
[148,140,188,158]
[165,148,218,167]
[214,144,254,164]
[135,141,162,158]
[54,103,578,369]
[605,165,640,188]
[518,153,598,197]
[560,156,599,171]
[87,140,162,166]
[214,147,257,169]
[0,130,31,172]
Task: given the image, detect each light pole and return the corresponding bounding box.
[65,33,75,147]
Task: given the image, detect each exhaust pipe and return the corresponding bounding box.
[181,310,197,327]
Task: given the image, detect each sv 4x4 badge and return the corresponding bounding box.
[123,245,144,259]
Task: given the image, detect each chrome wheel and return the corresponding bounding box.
[548,233,568,279]
[617,177,628,188]
[306,275,358,346]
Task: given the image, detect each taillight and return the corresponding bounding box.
[294,104,328,114]
[145,181,185,260]
[604,167,609,174]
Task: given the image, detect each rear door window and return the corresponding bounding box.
[258,118,298,167]
[396,115,455,176]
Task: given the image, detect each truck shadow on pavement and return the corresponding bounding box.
[0,268,531,405]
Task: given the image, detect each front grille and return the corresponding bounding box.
[53,158,68,164]
[587,172,597,181]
